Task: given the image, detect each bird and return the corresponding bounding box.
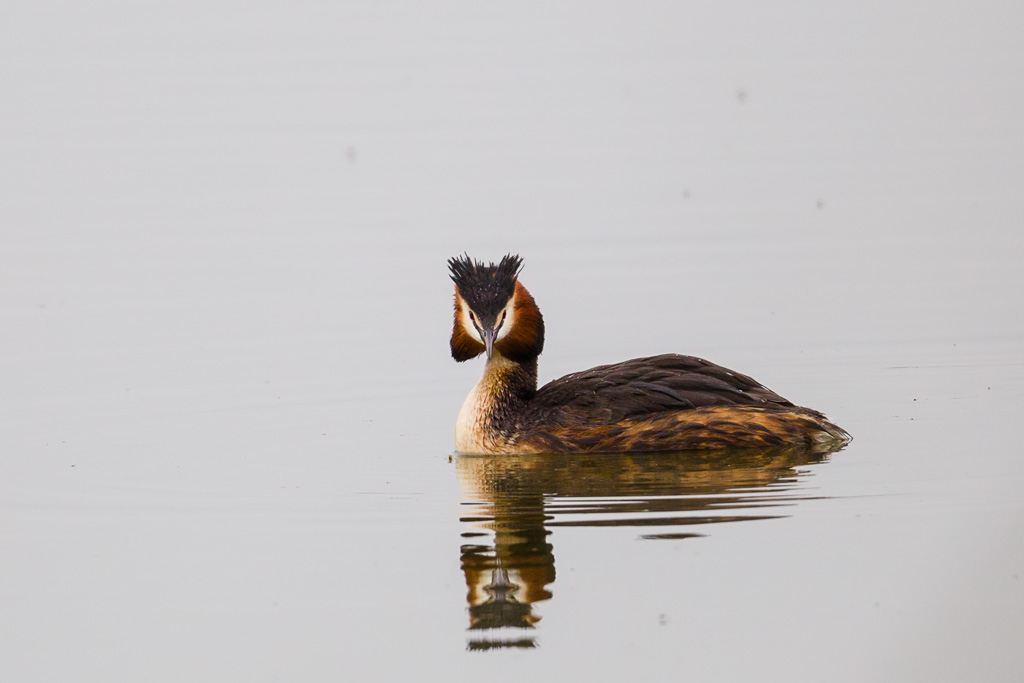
[448,253,850,455]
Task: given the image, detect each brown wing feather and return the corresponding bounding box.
[527,354,797,425]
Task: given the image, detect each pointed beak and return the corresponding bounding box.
[483,327,498,360]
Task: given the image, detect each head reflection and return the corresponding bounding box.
[457,445,843,650]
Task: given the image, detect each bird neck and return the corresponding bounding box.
[481,353,538,406]
[455,352,538,454]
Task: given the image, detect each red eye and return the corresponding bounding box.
[469,311,476,322]
[501,311,507,321]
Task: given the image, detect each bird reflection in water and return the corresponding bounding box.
[457,444,845,651]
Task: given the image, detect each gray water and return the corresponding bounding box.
[2,2,1023,681]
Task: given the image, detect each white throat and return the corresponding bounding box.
[454,355,518,455]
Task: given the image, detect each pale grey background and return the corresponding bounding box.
[2,2,1022,681]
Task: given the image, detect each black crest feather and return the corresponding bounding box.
[448,253,523,321]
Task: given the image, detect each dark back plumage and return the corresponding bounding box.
[512,354,848,452]
[528,354,800,424]
[448,253,523,322]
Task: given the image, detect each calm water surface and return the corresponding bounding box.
[457,447,840,649]
[2,2,1023,682]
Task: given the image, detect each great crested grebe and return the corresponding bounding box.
[449,254,850,455]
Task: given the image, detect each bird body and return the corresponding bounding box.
[449,255,849,455]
